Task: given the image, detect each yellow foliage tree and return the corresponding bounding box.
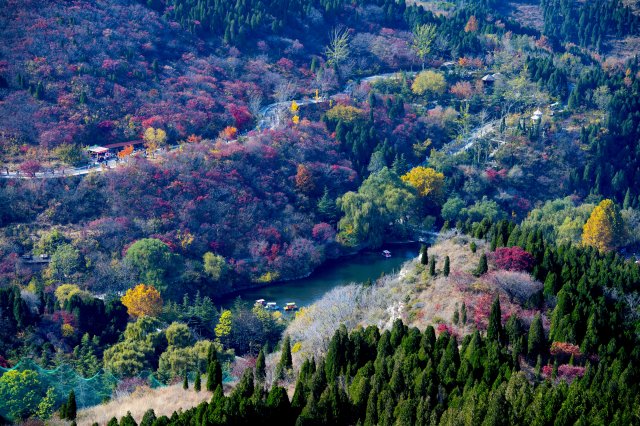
[325,105,364,123]
[582,199,624,252]
[121,284,163,318]
[411,71,446,96]
[215,310,232,340]
[143,127,167,156]
[401,166,445,202]
[290,100,299,113]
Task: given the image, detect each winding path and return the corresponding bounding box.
[2,69,495,179]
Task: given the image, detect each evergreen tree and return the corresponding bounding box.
[429,256,436,276]
[255,347,266,383]
[461,303,467,324]
[183,370,189,390]
[317,187,338,223]
[276,335,293,380]
[140,409,156,426]
[487,295,503,343]
[443,256,450,277]
[120,411,136,426]
[207,357,222,392]
[420,245,428,265]
[475,253,488,276]
[527,313,545,359]
[194,371,201,392]
[65,390,77,420]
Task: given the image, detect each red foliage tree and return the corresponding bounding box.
[19,160,42,177]
[492,247,534,271]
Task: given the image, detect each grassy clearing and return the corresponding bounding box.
[76,384,214,426]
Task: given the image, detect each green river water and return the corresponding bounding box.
[219,243,419,310]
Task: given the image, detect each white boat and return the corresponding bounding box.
[266,302,279,310]
[382,250,391,258]
[255,299,266,306]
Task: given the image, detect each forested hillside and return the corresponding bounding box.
[1,0,640,422]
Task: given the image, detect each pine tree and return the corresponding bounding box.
[443,256,450,277]
[487,295,503,343]
[429,256,436,276]
[475,253,488,276]
[194,371,201,392]
[317,187,338,223]
[470,241,477,253]
[183,370,189,390]
[461,303,467,324]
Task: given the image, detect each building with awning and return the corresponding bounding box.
[86,145,109,159]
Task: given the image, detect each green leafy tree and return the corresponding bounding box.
[125,238,178,292]
[0,369,43,420]
[36,387,56,420]
[49,244,82,281]
[412,24,437,69]
[337,168,417,247]
[203,252,228,282]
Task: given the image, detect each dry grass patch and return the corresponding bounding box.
[77,384,213,425]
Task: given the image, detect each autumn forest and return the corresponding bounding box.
[0,0,640,423]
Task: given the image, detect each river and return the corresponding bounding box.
[218,243,419,310]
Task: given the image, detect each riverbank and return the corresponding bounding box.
[217,242,420,310]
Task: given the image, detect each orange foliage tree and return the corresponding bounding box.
[121,284,163,317]
[464,16,479,33]
[117,145,134,160]
[295,164,315,194]
[222,126,238,140]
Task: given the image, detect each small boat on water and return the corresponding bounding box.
[382,250,391,258]
[255,299,266,306]
[284,302,298,311]
[266,302,279,310]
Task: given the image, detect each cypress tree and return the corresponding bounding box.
[65,390,77,420]
[207,357,222,391]
[140,409,156,426]
[487,296,503,343]
[461,303,467,324]
[120,411,136,426]
[276,335,293,380]
[183,370,189,390]
[443,256,450,277]
[255,347,266,382]
[470,241,477,253]
[475,253,488,276]
[429,256,436,276]
[527,313,545,359]
[420,245,428,265]
[194,371,201,392]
